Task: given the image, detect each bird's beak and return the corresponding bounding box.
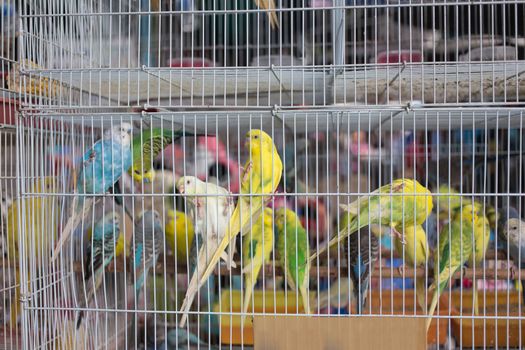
[244,136,250,149]
[178,185,185,194]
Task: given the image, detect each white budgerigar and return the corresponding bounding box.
[177,176,235,328]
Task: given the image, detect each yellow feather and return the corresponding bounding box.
[7,177,58,325]
[165,209,195,263]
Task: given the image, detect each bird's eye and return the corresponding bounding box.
[135,170,140,174]
[187,180,190,185]
[254,135,258,139]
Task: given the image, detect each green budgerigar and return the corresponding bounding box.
[275,207,310,314]
[311,178,433,261]
[426,204,477,331]
[241,207,274,322]
[129,128,194,183]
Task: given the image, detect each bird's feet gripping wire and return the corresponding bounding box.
[391,226,406,244]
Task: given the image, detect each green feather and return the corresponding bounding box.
[276,211,309,290]
[129,128,189,176]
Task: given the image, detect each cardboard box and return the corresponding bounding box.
[254,316,426,350]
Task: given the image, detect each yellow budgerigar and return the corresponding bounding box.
[7,177,59,325]
[165,209,195,263]
[426,204,477,331]
[394,224,429,311]
[241,207,274,323]
[197,129,282,291]
[311,178,433,261]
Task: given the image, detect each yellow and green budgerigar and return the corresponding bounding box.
[7,177,59,325]
[465,203,491,316]
[426,204,477,331]
[241,207,274,322]
[311,178,433,261]
[165,209,195,263]
[275,207,311,315]
[393,224,429,312]
[129,128,194,183]
[197,129,283,290]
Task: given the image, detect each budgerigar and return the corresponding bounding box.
[426,204,477,331]
[129,128,194,183]
[52,123,132,262]
[345,221,379,314]
[242,207,274,322]
[165,209,195,263]
[311,178,433,261]
[393,224,429,311]
[275,208,310,314]
[497,206,520,244]
[77,211,121,328]
[128,210,163,347]
[254,0,278,29]
[177,176,235,328]
[467,204,491,316]
[195,129,282,308]
[502,217,525,296]
[132,210,163,301]
[7,177,59,325]
[86,212,129,261]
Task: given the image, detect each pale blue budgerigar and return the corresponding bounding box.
[503,216,525,281]
[76,211,121,328]
[132,210,163,301]
[52,123,132,262]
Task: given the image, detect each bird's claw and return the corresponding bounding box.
[241,162,253,183]
[397,264,405,277]
[392,227,406,244]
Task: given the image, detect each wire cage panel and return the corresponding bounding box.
[4,0,525,349]
[10,110,525,348]
[17,1,525,108]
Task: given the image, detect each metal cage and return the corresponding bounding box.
[2,0,525,349]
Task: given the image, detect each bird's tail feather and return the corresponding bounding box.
[415,277,427,312]
[426,287,439,331]
[241,273,256,324]
[256,0,279,29]
[179,245,208,328]
[356,266,371,315]
[52,197,93,262]
[473,278,479,315]
[300,286,310,315]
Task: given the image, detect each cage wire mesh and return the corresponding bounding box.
[1,0,524,348]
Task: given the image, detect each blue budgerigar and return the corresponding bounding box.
[132,210,163,301]
[52,123,132,262]
[76,211,121,328]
